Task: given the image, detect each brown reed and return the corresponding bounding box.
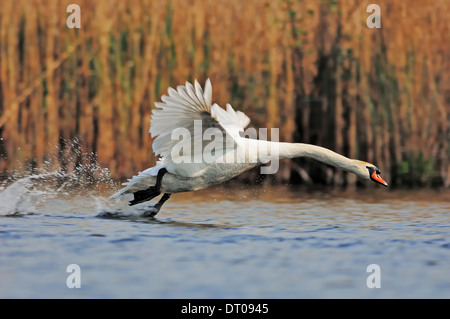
[0,0,449,188]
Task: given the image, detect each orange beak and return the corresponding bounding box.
[371,171,388,187]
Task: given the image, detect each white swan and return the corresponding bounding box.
[111,79,387,216]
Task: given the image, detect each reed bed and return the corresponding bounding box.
[0,0,449,187]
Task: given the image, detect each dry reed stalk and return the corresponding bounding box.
[0,0,448,188]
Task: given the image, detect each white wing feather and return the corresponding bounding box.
[111,79,250,198]
[150,79,250,167]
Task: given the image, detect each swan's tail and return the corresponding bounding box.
[110,162,164,200]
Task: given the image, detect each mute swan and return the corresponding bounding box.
[111,79,387,216]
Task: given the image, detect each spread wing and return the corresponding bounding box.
[149,79,250,177]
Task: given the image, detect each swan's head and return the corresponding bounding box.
[353,161,388,187]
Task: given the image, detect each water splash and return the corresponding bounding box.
[0,172,59,216]
[0,164,161,218]
[96,200,160,219]
[0,163,118,216]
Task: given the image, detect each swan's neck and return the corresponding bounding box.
[281,142,354,168]
[249,140,358,173]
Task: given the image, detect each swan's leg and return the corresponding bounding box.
[129,168,167,206]
[142,193,172,217]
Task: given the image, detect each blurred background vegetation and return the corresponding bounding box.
[0,0,449,188]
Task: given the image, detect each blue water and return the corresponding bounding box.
[1,175,449,298]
